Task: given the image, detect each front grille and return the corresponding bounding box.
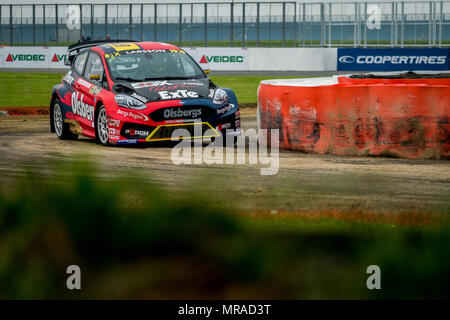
[146,122,220,141]
[149,106,214,122]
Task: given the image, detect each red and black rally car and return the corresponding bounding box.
[50,40,241,145]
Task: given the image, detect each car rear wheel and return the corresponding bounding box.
[96,105,109,146]
[53,100,78,140]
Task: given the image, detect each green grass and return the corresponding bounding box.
[0,72,63,108]
[0,72,299,108]
[210,75,298,105]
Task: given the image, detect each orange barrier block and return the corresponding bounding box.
[258,77,450,159]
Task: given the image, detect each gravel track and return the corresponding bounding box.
[0,110,449,215]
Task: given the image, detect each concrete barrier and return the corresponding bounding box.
[258,75,450,159]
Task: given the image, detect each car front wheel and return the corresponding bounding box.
[96,105,109,145]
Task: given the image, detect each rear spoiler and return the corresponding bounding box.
[65,39,137,66]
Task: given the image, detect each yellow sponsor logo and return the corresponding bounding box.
[169,49,186,54]
[104,52,120,59]
[107,43,140,51]
[89,85,102,95]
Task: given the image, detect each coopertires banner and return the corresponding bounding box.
[337,48,450,71]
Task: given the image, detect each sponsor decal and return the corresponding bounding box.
[199,55,244,64]
[131,80,174,89]
[51,54,67,62]
[217,122,231,131]
[164,119,198,124]
[235,119,240,127]
[63,71,75,85]
[117,139,138,145]
[169,49,185,54]
[131,92,148,103]
[77,78,92,89]
[163,108,202,119]
[71,92,95,122]
[104,52,120,60]
[108,119,121,127]
[158,90,199,99]
[181,81,204,86]
[89,85,102,95]
[217,103,235,115]
[6,53,45,62]
[117,109,149,122]
[125,129,150,137]
[107,43,141,52]
[109,128,120,135]
[225,129,241,136]
[121,49,175,54]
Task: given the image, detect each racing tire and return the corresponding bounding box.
[96,105,109,146]
[53,99,78,140]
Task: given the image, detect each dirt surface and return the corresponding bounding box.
[0,110,449,215]
[0,106,49,116]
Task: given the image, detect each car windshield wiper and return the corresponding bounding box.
[114,77,144,82]
[143,76,204,81]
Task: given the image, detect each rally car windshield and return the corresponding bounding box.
[106,51,206,82]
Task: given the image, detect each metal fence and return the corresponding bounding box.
[1,1,450,47]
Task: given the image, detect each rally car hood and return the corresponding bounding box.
[113,78,213,103]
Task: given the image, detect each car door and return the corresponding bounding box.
[73,51,106,131]
[59,50,87,116]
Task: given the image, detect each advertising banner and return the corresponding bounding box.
[183,47,249,71]
[1,46,69,69]
[249,48,337,71]
[337,48,450,71]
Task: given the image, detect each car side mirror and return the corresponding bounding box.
[203,68,210,75]
[90,74,101,81]
[64,58,71,66]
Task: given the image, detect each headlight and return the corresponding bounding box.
[115,94,146,110]
[213,88,228,105]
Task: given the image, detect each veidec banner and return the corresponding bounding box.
[337,48,450,71]
[0,46,69,69]
[183,47,249,71]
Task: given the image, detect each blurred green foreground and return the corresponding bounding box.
[0,162,449,299]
